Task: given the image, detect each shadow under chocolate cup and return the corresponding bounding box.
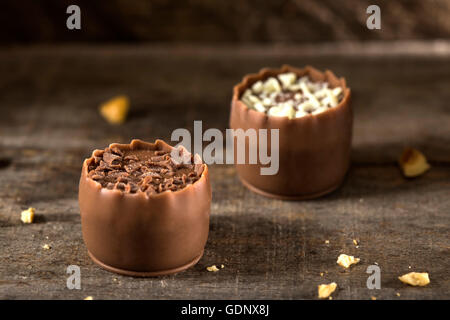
[78,139,211,277]
[230,65,352,200]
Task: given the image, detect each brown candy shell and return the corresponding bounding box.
[230,65,352,199]
[79,139,211,276]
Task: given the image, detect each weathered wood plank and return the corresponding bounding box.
[0,44,449,299]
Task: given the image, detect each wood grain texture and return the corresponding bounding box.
[0,43,449,299]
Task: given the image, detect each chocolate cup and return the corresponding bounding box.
[230,65,352,200]
[78,139,211,277]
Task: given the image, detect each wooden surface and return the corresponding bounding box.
[0,43,449,300]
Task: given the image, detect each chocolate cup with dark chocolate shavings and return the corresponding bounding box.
[79,139,211,276]
[230,65,352,200]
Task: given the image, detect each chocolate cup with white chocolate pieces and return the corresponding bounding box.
[78,139,211,276]
[230,65,352,200]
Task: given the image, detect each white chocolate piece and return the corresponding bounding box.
[298,76,309,84]
[267,104,295,119]
[263,77,282,93]
[262,97,272,107]
[295,110,308,118]
[288,84,302,91]
[278,72,297,89]
[314,88,328,99]
[321,96,331,106]
[299,101,316,114]
[332,87,342,96]
[247,94,262,105]
[242,89,252,98]
[251,81,264,94]
[239,72,344,119]
[300,82,320,108]
[312,106,329,115]
[267,106,280,117]
[326,90,338,107]
[253,102,266,113]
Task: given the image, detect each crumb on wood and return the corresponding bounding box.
[206,265,220,272]
[21,207,35,224]
[318,282,337,299]
[398,272,430,286]
[398,147,430,178]
[99,95,130,125]
[337,254,360,268]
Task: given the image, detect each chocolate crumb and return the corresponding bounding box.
[87,145,203,195]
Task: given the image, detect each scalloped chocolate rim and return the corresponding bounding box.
[82,139,208,198]
[232,65,351,120]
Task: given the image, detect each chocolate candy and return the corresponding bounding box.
[79,139,211,276]
[230,65,353,200]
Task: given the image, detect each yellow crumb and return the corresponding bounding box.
[220,264,225,269]
[22,149,38,157]
[325,240,330,244]
[398,148,430,178]
[320,272,324,277]
[396,292,401,297]
[21,207,35,224]
[371,296,376,300]
[398,272,430,286]
[353,239,358,246]
[337,254,360,268]
[206,265,220,272]
[42,244,51,250]
[99,95,130,124]
[318,282,337,299]
[84,296,93,300]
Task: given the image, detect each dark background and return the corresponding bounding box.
[1,0,449,44]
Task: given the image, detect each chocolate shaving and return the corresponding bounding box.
[154,150,169,156]
[150,155,168,162]
[103,152,122,167]
[87,145,203,195]
[124,155,139,161]
[110,147,124,156]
